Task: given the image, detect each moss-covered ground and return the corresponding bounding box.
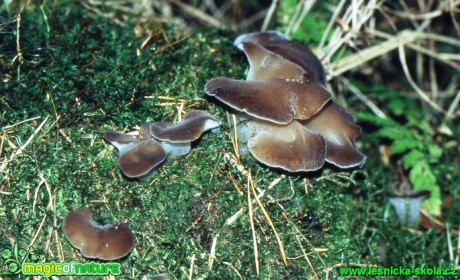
[1,2,459,279]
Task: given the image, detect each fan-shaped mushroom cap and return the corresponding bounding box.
[118,140,166,178]
[103,131,140,155]
[388,191,431,225]
[238,120,326,172]
[262,41,326,85]
[206,31,364,172]
[148,110,221,143]
[63,207,135,260]
[300,102,366,168]
[104,131,167,178]
[104,110,221,178]
[205,77,331,124]
[234,31,326,84]
[241,42,310,82]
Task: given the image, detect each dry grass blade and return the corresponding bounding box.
[250,176,288,266]
[318,0,347,49]
[247,171,259,275]
[28,212,48,248]
[319,0,379,63]
[327,30,421,79]
[398,44,445,113]
[168,0,228,30]
[1,115,50,173]
[260,0,278,32]
[0,133,5,165]
[446,91,460,119]
[341,77,387,118]
[456,227,460,267]
[447,223,454,263]
[208,235,218,269]
[222,262,243,279]
[188,254,195,280]
[285,0,317,37]
[281,211,321,279]
[228,113,240,163]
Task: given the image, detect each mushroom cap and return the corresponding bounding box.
[104,131,140,155]
[238,120,326,172]
[63,207,135,260]
[301,102,366,168]
[388,191,431,225]
[234,31,326,85]
[148,110,221,143]
[262,41,326,85]
[205,77,331,124]
[118,140,166,178]
[241,42,310,82]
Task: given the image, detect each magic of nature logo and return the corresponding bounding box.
[1,244,121,277]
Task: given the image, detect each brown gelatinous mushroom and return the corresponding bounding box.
[117,140,167,178]
[238,120,326,172]
[241,42,308,82]
[147,110,221,159]
[205,31,365,172]
[148,110,221,143]
[234,31,326,85]
[103,131,141,155]
[63,207,134,260]
[205,32,331,124]
[238,101,366,171]
[205,78,331,124]
[104,110,221,178]
[300,102,366,168]
[104,129,166,179]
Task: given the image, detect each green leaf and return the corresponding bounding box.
[402,150,425,169]
[409,162,442,216]
[391,139,422,154]
[428,144,442,161]
[278,0,328,44]
[355,112,397,127]
[12,244,18,261]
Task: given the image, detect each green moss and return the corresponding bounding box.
[1,2,458,279]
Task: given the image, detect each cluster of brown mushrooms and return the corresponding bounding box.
[104,110,220,179]
[63,31,367,263]
[205,31,365,172]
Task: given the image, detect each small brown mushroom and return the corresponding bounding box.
[300,102,366,168]
[205,78,331,124]
[117,140,167,178]
[205,32,331,124]
[146,110,220,159]
[240,42,308,82]
[103,131,141,155]
[148,110,221,143]
[238,101,365,171]
[238,119,326,172]
[234,31,326,85]
[63,207,134,260]
[104,130,166,179]
[104,110,221,179]
[388,191,431,225]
